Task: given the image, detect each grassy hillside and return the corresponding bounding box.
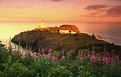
[11,30,121,55]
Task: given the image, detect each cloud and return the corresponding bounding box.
[106,5,121,16]
[85,4,109,11]
[112,0,121,1]
[84,4,121,17]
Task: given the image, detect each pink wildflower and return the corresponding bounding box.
[51,55,57,61]
[102,57,109,63]
[80,56,84,61]
[41,48,45,54]
[106,51,109,55]
[48,49,52,55]
[87,54,91,58]
[48,49,52,53]
[114,55,119,60]
[91,55,97,61]
[107,57,112,62]
[16,49,20,53]
[46,54,51,59]
[37,53,41,58]
[60,55,65,61]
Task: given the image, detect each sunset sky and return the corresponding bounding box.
[0,0,121,22]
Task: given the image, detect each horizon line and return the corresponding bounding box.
[0,21,121,23]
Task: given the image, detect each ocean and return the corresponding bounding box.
[0,21,121,46]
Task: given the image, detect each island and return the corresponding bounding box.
[11,22,121,56]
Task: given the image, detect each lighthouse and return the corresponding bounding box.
[39,21,46,28]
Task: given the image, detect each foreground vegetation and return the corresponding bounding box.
[0,42,121,77]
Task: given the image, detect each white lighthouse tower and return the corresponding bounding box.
[39,21,46,28]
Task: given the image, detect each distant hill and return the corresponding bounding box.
[11,30,121,56]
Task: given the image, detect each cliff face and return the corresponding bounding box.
[11,30,121,55]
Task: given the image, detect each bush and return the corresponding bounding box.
[0,42,121,77]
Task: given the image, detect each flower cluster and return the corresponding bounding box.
[79,50,121,64]
[33,49,65,62]
[15,47,121,65]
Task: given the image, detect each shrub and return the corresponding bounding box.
[0,42,121,77]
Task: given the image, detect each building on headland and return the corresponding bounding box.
[59,25,80,34]
[34,21,47,30]
[34,21,80,34]
[39,21,46,28]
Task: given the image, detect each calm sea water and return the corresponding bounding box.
[0,21,121,46]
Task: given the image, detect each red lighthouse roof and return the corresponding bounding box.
[59,25,80,33]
